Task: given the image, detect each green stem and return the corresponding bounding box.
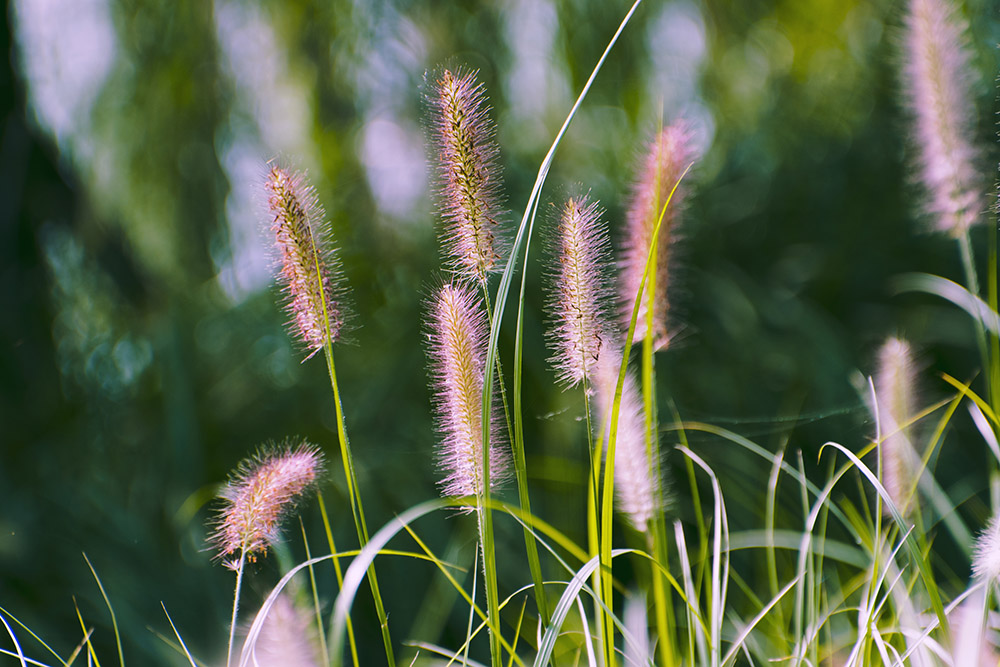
[488,279,551,630]
[958,230,991,401]
[323,345,395,667]
[226,552,246,667]
[318,492,359,667]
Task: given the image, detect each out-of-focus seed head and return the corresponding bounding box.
[619,122,693,349]
[546,195,615,388]
[593,349,659,533]
[873,337,919,514]
[430,69,506,283]
[973,514,1000,585]
[265,165,346,357]
[903,0,983,236]
[211,442,324,569]
[247,591,322,667]
[426,282,509,502]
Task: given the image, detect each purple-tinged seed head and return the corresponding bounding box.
[593,348,659,533]
[427,282,508,503]
[903,0,983,236]
[211,442,324,569]
[546,194,615,388]
[265,165,346,357]
[873,336,919,515]
[619,122,693,350]
[429,69,506,283]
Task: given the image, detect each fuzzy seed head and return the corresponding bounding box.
[973,514,1000,584]
[265,165,345,356]
[249,592,322,667]
[593,349,659,532]
[427,283,509,501]
[211,442,323,569]
[903,0,982,236]
[546,195,615,387]
[620,123,693,349]
[874,337,919,513]
[430,69,506,283]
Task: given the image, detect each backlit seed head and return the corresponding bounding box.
[620,122,693,349]
[903,0,983,235]
[265,165,346,357]
[546,195,615,388]
[211,442,324,569]
[593,349,659,533]
[973,514,1000,585]
[429,69,506,283]
[426,282,509,502]
[873,337,919,514]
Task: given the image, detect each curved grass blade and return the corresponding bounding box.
[82,554,123,667]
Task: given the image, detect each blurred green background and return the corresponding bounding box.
[2,0,1000,663]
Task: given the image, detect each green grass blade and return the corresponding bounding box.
[82,554,123,667]
[0,606,69,667]
[0,611,27,667]
[159,603,197,667]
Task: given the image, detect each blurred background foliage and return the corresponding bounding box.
[2,0,999,663]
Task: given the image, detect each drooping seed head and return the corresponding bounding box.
[903,0,983,236]
[593,349,659,533]
[265,165,346,356]
[546,195,615,388]
[429,69,506,283]
[620,122,693,349]
[211,442,324,569]
[427,282,508,501]
[873,337,919,514]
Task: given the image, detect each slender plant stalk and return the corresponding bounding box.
[322,344,395,667]
[226,552,246,667]
[491,277,551,629]
[641,213,675,667]
[600,165,689,667]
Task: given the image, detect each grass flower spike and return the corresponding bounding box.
[427,282,508,500]
[546,195,614,388]
[594,350,658,532]
[873,337,919,513]
[974,514,1000,584]
[430,69,506,283]
[212,442,324,569]
[265,165,345,356]
[620,122,693,348]
[903,0,982,235]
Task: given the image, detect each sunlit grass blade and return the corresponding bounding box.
[317,491,359,667]
[817,441,949,643]
[893,273,1000,335]
[720,574,801,666]
[0,607,69,667]
[82,554,123,667]
[482,3,644,664]
[0,611,27,667]
[159,604,197,667]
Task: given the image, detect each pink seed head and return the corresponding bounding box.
[211,442,324,569]
[427,282,508,502]
[974,514,1000,584]
[593,349,659,533]
[903,0,982,236]
[430,69,506,283]
[265,165,345,356]
[873,337,919,514]
[620,122,693,349]
[546,194,615,388]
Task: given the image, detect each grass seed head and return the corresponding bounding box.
[211,442,324,569]
[427,282,509,502]
[903,0,982,236]
[265,165,346,357]
[430,69,506,283]
[620,122,693,349]
[546,194,615,388]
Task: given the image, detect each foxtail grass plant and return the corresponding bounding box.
[264,164,395,666]
[15,2,1000,666]
[210,442,323,667]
